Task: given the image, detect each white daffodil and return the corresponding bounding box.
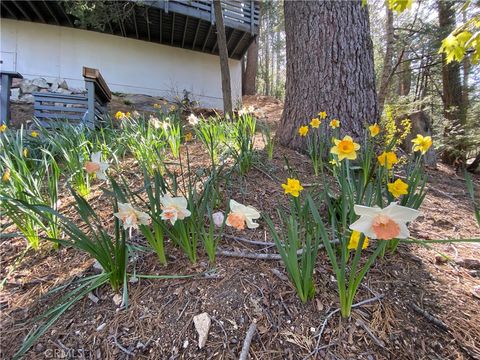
[114,203,150,231]
[212,211,225,227]
[226,200,261,230]
[187,113,199,126]
[149,115,161,129]
[84,152,109,180]
[160,195,191,225]
[349,202,420,240]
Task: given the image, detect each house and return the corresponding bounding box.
[0,0,259,109]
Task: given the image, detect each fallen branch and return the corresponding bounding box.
[239,322,257,360]
[410,303,449,331]
[223,234,275,247]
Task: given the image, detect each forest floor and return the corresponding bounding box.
[1,96,480,359]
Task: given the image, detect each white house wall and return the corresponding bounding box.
[0,19,243,109]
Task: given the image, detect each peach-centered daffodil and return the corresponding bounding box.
[318,111,327,119]
[84,152,109,180]
[114,203,151,231]
[310,118,321,128]
[369,123,380,137]
[281,178,304,197]
[330,136,360,161]
[347,231,369,250]
[160,195,191,225]
[349,202,420,240]
[412,134,432,154]
[330,119,340,129]
[298,125,309,137]
[226,200,260,230]
[388,179,409,198]
[377,151,398,169]
[2,168,11,183]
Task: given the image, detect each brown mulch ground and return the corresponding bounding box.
[1,96,480,359]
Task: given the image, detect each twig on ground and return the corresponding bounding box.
[304,295,384,360]
[356,319,386,349]
[223,234,275,247]
[111,331,135,356]
[176,298,191,321]
[410,303,449,331]
[239,322,257,360]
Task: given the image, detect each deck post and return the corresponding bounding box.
[84,80,96,129]
[0,71,23,126]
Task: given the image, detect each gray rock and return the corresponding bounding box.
[71,88,86,95]
[10,88,20,101]
[50,78,69,92]
[54,88,72,95]
[19,80,39,94]
[32,78,49,89]
[19,94,35,103]
[11,78,22,88]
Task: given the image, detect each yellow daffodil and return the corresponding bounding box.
[348,231,369,250]
[350,202,420,240]
[281,178,304,197]
[114,203,151,231]
[369,123,380,137]
[153,103,161,109]
[23,148,28,157]
[31,131,39,138]
[388,179,409,198]
[125,112,131,118]
[160,195,191,225]
[0,124,7,133]
[330,136,360,161]
[185,132,193,142]
[2,168,11,183]
[226,200,260,230]
[169,105,177,112]
[377,151,398,169]
[412,134,433,154]
[115,111,125,120]
[298,125,309,137]
[330,119,340,129]
[84,152,109,180]
[310,118,321,128]
[318,111,327,119]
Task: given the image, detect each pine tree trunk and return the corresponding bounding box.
[398,56,411,96]
[277,0,379,151]
[438,0,466,166]
[243,39,258,95]
[378,7,394,116]
[214,0,233,116]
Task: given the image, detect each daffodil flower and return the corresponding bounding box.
[330,119,340,129]
[114,203,151,231]
[84,152,109,180]
[310,118,321,128]
[281,178,304,197]
[387,179,409,198]
[0,124,7,133]
[31,131,39,138]
[185,132,193,142]
[115,111,125,120]
[2,168,11,183]
[298,126,309,137]
[369,123,380,137]
[187,114,199,126]
[377,151,398,169]
[212,211,225,227]
[318,111,327,119]
[412,134,433,154]
[149,115,161,129]
[347,231,369,250]
[330,136,360,161]
[160,195,191,225]
[349,202,420,240]
[226,200,260,230]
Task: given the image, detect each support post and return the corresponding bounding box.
[0,71,23,126]
[84,80,96,129]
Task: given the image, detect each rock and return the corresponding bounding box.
[50,78,69,92]
[32,78,50,89]
[88,292,99,304]
[193,312,211,349]
[113,294,123,306]
[71,88,86,95]
[12,78,22,88]
[435,254,448,265]
[456,258,480,270]
[54,88,72,95]
[92,260,103,272]
[20,80,39,94]
[10,88,20,101]
[96,323,106,331]
[18,94,34,104]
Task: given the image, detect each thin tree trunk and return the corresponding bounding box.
[398,57,412,97]
[378,7,394,116]
[277,0,378,150]
[275,30,281,97]
[214,0,233,116]
[243,39,258,95]
[438,0,466,166]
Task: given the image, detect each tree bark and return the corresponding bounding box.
[398,57,412,96]
[243,39,258,95]
[277,0,379,151]
[214,0,233,116]
[378,7,394,116]
[438,0,466,166]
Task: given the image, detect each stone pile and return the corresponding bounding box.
[10,78,85,103]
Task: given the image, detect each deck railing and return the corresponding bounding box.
[153,0,260,34]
